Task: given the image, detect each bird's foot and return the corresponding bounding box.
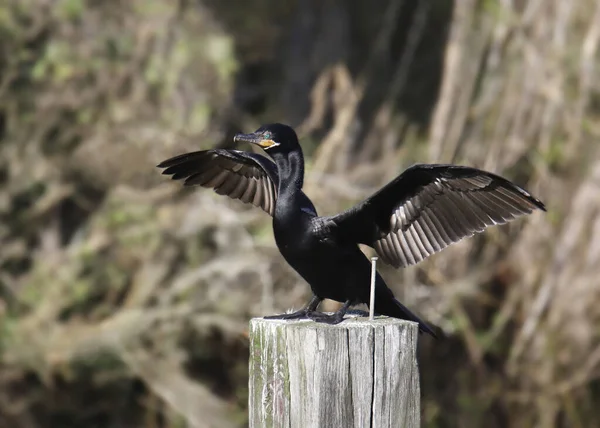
[306,311,345,325]
[263,309,310,320]
[346,309,369,317]
[263,296,324,321]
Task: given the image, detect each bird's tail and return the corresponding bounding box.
[373,295,437,337]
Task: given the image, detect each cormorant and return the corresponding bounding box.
[157,123,545,336]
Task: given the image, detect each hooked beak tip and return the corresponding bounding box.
[233,132,257,145]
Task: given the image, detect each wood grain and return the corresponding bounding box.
[249,317,420,427]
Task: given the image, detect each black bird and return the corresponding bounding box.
[157,123,545,336]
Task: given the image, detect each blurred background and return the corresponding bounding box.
[1,0,599,427]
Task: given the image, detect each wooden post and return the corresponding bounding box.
[248,317,420,428]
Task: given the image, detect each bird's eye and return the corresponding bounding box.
[263,131,272,139]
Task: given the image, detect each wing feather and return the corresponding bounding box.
[240,179,256,203]
[330,164,545,268]
[158,149,279,216]
[229,176,249,199]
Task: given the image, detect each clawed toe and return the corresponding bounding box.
[264,310,308,320]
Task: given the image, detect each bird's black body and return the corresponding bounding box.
[158,123,546,336]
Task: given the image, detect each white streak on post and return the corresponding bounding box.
[369,256,378,320]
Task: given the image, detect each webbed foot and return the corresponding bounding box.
[346,309,369,317]
[307,311,345,325]
[306,300,353,325]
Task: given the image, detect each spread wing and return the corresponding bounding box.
[157,149,279,216]
[330,164,546,268]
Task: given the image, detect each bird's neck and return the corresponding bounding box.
[273,149,304,195]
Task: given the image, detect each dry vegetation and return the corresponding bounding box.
[0,0,599,427]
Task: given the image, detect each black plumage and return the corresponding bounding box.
[158,123,546,336]
[159,150,278,215]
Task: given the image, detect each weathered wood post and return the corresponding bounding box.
[249,317,420,427]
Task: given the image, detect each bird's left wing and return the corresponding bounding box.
[158,149,279,216]
[329,164,545,268]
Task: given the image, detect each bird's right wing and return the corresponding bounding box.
[329,164,545,268]
[158,149,279,216]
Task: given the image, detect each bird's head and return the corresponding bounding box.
[233,123,299,154]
